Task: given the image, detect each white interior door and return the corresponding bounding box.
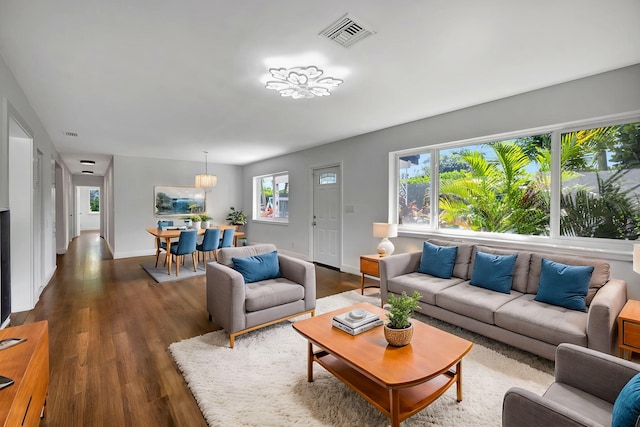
[312,166,341,268]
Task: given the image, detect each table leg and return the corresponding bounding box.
[166,239,172,275]
[154,237,161,267]
[389,388,400,427]
[361,274,365,295]
[456,360,463,402]
[307,342,314,382]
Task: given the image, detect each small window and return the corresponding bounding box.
[89,189,100,213]
[254,172,289,222]
[318,172,337,185]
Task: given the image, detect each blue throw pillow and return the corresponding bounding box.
[232,251,281,284]
[470,251,517,294]
[418,242,458,279]
[612,373,640,427]
[534,259,593,311]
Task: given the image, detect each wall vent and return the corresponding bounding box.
[319,14,375,48]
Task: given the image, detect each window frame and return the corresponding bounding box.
[390,111,640,259]
[253,171,289,224]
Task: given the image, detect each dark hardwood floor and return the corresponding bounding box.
[13,231,372,426]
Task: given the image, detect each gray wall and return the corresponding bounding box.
[0,53,72,309]
[112,155,243,258]
[243,64,640,298]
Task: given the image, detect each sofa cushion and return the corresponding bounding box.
[534,259,593,311]
[244,278,304,312]
[473,246,532,293]
[387,272,464,305]
[418,241,457,279]
[612,373,640,427]
[436,282,523,325]
[527,253,610,305]
[495,294,588,347]
[428,239,475,280]
[470,251,517,294]
[217,243,277,267]
[232,250,281,284]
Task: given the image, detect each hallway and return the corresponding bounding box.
[14,231,363,426]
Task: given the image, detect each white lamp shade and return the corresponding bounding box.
[195,174,218,190]
[373,223,398,238]
[634,244,640,274]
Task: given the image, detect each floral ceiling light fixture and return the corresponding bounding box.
[265,66,343,99]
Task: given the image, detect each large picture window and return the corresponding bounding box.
[254,172,289,222]
[394,117,640,246]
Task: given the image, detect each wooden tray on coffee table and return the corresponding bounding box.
[293,302,473,427]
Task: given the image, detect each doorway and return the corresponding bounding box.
[312,165,341,269]
[76,186,101,234]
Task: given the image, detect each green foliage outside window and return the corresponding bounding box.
[398,120,640,241]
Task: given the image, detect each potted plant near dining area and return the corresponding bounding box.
[200,214,212,229]
[189,215,202,230]
[384,291,422,347]
[226,207,247,231]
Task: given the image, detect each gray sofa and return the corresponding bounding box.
[206,244,316,347]
[503,343,640,426]
[379,239,628,360]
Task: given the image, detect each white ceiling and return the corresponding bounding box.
[1,1,639,175]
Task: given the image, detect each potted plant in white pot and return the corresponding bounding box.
[226,207,247,231]
[189,215,202,230]
[384,291,422,347]
[200,214,212,229]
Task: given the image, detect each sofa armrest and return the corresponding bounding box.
[554,343,640,404]
[278,254,316,311]
[379,251,421,302]
[503,387,604,427]
[587,279,627,355]
[206,262,247,333]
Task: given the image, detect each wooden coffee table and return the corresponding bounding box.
[293,302,473,427]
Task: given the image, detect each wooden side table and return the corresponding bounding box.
[360,254,383,295]
[618,300,640,360]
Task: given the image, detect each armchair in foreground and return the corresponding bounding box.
[503,343,640,427]
[206,244,316,348]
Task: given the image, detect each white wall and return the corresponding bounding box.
[243,64,640,298]
[112,155,243,258]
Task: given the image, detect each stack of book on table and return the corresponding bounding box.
[332,308,383,335]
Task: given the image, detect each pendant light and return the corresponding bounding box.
[195,151,217,191]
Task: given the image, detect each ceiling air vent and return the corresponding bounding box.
[64,131,78,137]
[319,14,375,48]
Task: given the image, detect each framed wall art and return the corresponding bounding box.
[154,186,205,217]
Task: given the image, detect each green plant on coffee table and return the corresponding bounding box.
[386,291,422,329]
[189,215,202,222]
[200,214,212,221]
[226,207,247,225]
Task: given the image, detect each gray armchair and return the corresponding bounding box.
[503,343,640,427]
[206,244,316,348]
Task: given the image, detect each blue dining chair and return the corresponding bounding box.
[196,228,220,265]
[169,229,198,276]
[215,228,236,260]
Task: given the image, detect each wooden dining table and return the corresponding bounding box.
[146,225,245,275]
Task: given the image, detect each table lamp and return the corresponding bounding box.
[634,244,640,274]
[373,223,398,256]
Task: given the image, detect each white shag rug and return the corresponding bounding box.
[169,291,554,426]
